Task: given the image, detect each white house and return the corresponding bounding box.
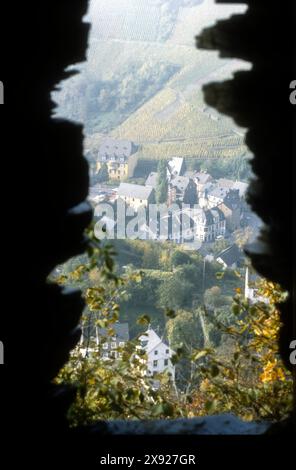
[117,182,155,211]
[192,207,226,242]
[139,327,175,380]
[167,157,185,180]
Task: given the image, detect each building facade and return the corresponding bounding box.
[96,138,138,180]
[168,176,197,206]
[193,207,226,242]
[80,322,130,361]
[117,182,155,211]
[139,328,175,380]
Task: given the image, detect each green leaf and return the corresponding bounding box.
[205,400,216,413]
[193,350,209,361]
[232,304,241,316]
[136,315,151,326]
[171,354,179,366]
[216,272,225,280]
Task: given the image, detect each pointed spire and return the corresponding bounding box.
[245,266,249,299]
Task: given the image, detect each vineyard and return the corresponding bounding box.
[55,0,249,165]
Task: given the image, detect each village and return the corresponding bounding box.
[73,137,265,386]
[88,137,258,263]
[78,266,264,385]
[80,322,175,387]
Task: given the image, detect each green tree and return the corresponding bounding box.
[97,163,109,183]
[170,250,191,268]
[141,242,161,269]
[166,310,204,351]
[204,286,223,308]
[55,232,180,424]
[166,308,205,395]
[156,160,168,204]
[157,275,195,310]
[189,281,293,421]
[211,238,229,255]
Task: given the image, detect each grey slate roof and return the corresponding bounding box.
[145,172,158,189]
[193,207,225,225]
[170,176,190,192]
[216,244,242,267]
[208,186,229,200]
[209,207,225,223]
[82,322,130,343]
[195,172,212,185]
[118,182,154,200]
[98,322,130,342]
[98,138,136,160]
[216,178,234,189]
[223,189,241,210]
[216,179,248,198]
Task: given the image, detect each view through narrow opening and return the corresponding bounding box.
[50,0,293,427]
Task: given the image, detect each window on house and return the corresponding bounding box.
[153,360,158,368]
[164,359,169,366]
[154,350,158,355]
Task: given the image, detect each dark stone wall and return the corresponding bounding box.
[198,0,295,374]
[0,1,92,464]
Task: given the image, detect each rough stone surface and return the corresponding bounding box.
[91,414,270,435]
[197,0,294,376]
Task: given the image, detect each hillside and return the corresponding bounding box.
[54,0,250,162]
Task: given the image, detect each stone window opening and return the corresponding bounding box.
[48,0,294,436]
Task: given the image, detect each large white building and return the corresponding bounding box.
[117,182,155,211]
[192,207,226,242]
[139,327,175,380]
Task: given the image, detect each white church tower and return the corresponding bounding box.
[245,266,255,301]
[245,267,268,304]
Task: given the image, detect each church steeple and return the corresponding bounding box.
[245,266,250,300]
